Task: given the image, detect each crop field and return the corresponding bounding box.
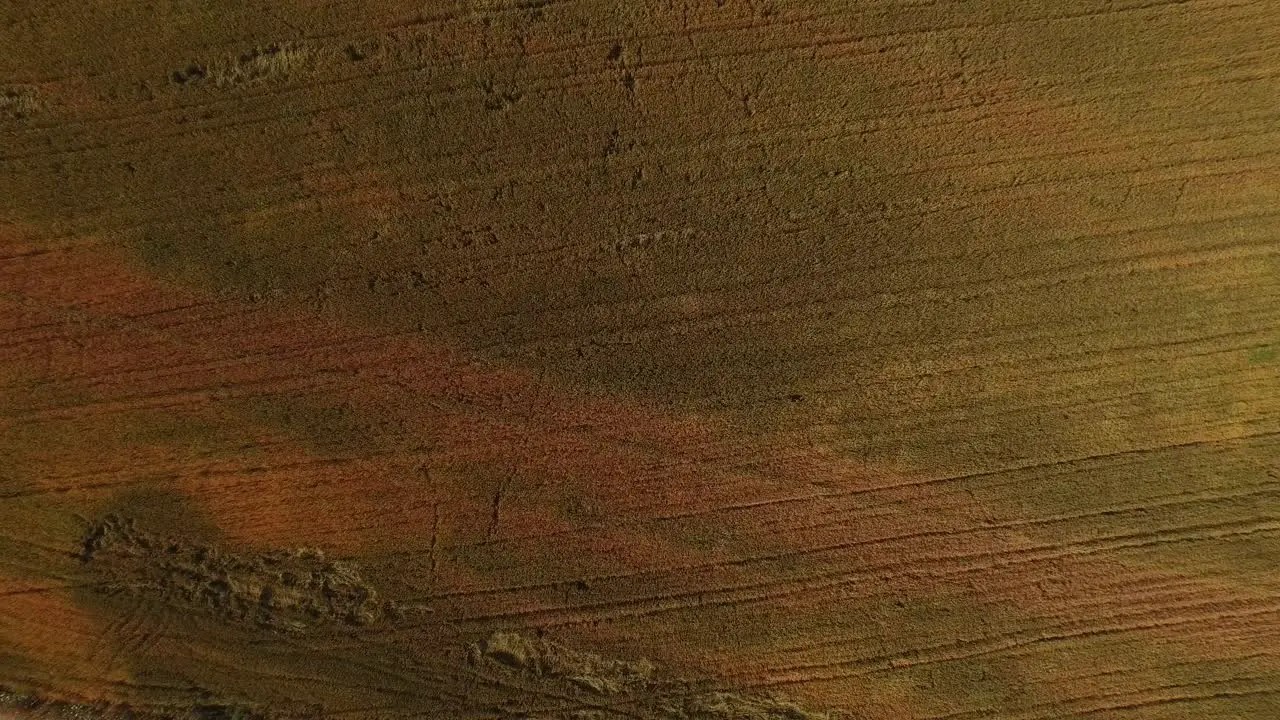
[1,1,1279,718]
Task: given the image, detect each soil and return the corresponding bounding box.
[2,0,1279,718]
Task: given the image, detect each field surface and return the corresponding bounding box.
[2,1,1279,718]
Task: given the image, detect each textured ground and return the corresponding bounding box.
[2,0,1279,718]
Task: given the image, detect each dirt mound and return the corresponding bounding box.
[80,516,398,631]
